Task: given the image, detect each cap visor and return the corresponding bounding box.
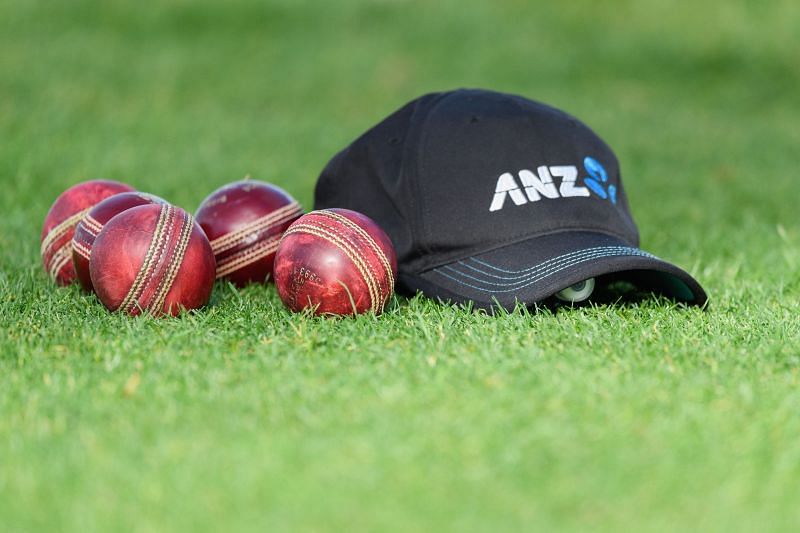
[400,231,707,310]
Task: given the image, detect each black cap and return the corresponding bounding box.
[315,89,707,309]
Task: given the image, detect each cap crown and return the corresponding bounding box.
[315,89,639,274]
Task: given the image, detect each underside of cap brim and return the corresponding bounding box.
[398,231,708,310]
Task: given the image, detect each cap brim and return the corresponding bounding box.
[399,231,707,310]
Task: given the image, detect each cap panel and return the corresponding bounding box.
[314,147,349,210]
[314,96,429,266]
[505,93,637,223]
[410,89,639,272]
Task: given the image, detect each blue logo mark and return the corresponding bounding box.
[583,157,616,204]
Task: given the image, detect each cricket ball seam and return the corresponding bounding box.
[145,208,182,313]
[148,209,193,314]
[72,239,92,261]
[42,207,93,281]
[306,218,385,308]
[215,236,281,278]
[283,223,378,312]
[48,244,74,281]
[209,201,303,254]
[40,207,91,257]
[309,220,384,312]
[120,204,172,313]
[316,210,395,294]
[132,205,176,314]
[79,214,104,237]
[282,223,381,312]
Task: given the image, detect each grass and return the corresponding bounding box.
[2,0,800,531]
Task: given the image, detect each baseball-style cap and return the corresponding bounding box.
[314,89,707,309]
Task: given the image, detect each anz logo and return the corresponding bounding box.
[489,156,617,212]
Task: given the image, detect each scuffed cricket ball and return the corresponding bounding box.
[273,208,397,316]
[72,192,167,293]
[90,204,216,317]
[41,179,135,285]
[195,180,303,286]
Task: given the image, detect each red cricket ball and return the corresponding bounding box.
[90,204,216,317]
[41,179,135,285]
[273,208,397,316]
[195,180,303,287]
[72,192,167,293]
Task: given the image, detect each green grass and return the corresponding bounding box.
[2,0,800,531]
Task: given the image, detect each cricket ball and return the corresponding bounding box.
[273,208,397,316]
[90,204,216,317]
[72,192,167,293]
[195,180,303,287]
[41,179,135,285]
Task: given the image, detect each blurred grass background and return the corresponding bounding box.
[1,0,800,531]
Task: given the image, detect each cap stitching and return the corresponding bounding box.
[441,247,654,287]
[415,225,636,274]
[463,246,656,279]
[432,248,655,293]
